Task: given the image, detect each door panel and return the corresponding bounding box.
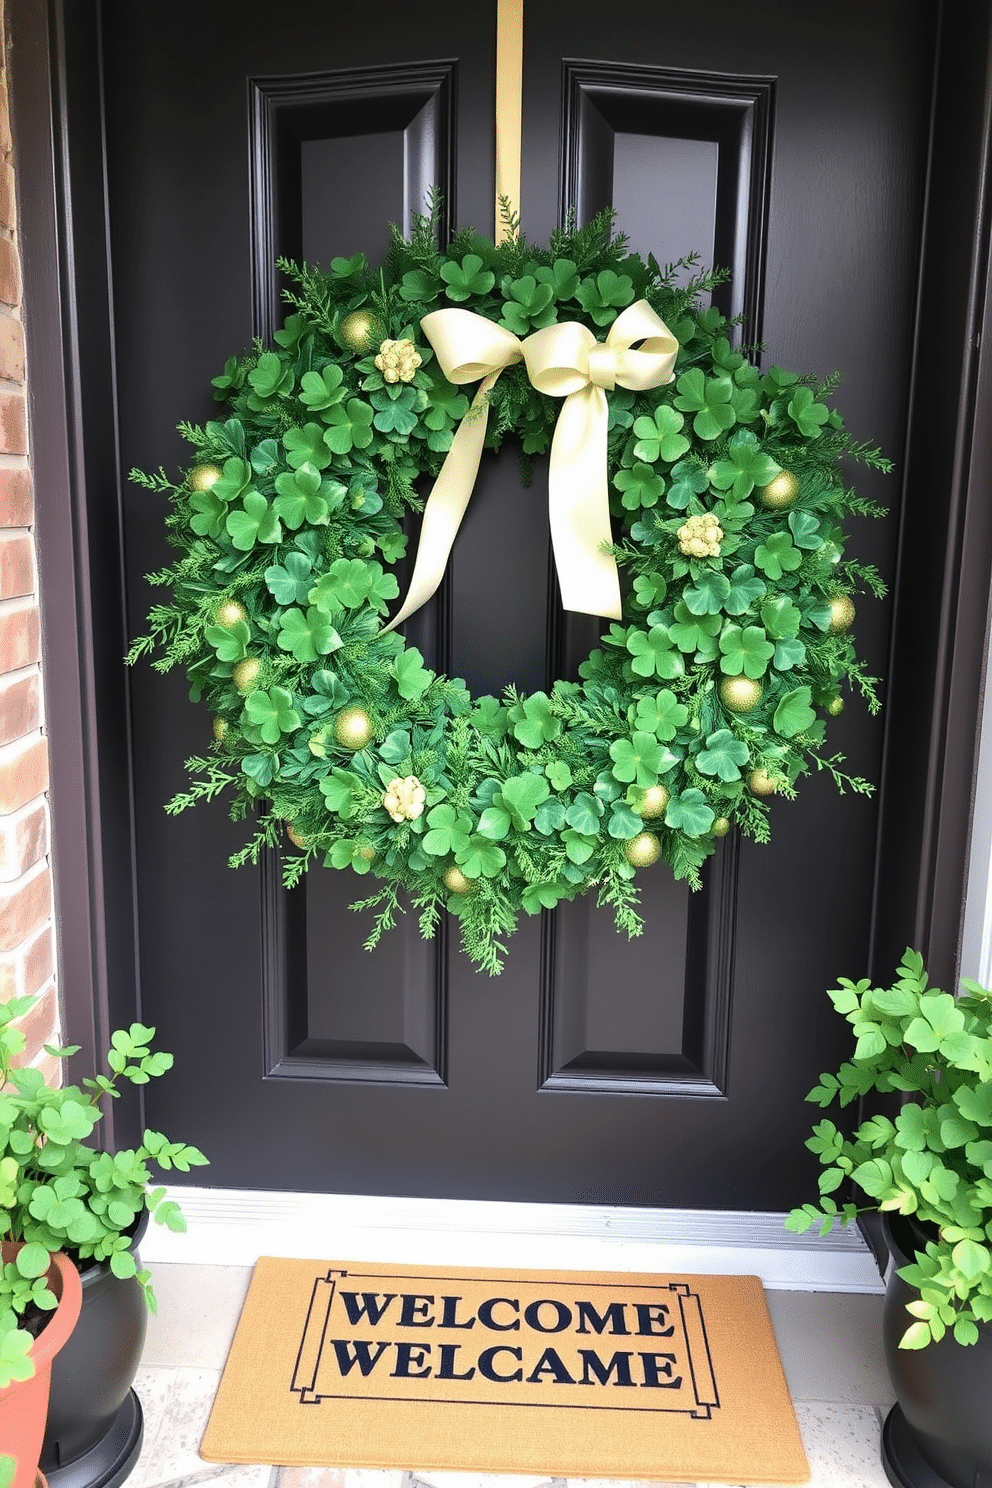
[93,0,938,1205]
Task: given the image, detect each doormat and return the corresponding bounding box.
[200,1258,810,1483]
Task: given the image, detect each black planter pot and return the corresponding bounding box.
[881,1212,992,1488]
[38,1211,149,1488]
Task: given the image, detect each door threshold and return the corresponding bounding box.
[141,1187,883,1293]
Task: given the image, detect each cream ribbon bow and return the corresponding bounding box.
[381,299,678,634]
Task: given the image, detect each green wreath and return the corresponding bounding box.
[130,208,888,973]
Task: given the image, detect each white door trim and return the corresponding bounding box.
[141,1187,883,1293]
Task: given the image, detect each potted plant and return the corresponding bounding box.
[0,993,208,1487]
[787,947,992,1488]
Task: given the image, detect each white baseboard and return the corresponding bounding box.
[141,1187,884,1293]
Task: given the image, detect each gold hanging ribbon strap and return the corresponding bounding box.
[381,310,524,634]
[381,300,679,633]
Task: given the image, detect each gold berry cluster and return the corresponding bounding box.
[677,512,723,558]
[375,338,422,384]
[382,774,426,822]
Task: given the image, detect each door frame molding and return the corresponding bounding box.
[10,0,992,1117]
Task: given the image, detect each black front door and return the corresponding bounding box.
[19,0,992,1207]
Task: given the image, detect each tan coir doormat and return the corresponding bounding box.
[201,1258,810,1483]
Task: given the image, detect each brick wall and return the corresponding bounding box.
[0,0,59,1079]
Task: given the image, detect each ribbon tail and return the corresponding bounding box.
[381,376,497,635]
[547,386,623,621]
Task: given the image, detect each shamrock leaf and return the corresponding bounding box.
[609,730,668,785]
[205,619,249,662]
[695,728,750,781]
[773,685,818,738]
[320,768,362,819]
[788,386,830,438]
[522,880,572,913]
[371,386,420,436]
[276,607,342,663]
[499,275,556,334]
[683,572,731,616]
[244,685,301,745]
[273,314,308,351]
[667,603,721,657]
[755,530,802,580]
[283,423,334,471]
[665,789,715,837]
[761,365,800,397]
[632,406,690,465]
[328,840,376,874]
[441,253,496,301]
[422,803,474,858]
[708,431,781,499]
[545,760,572,791]
[265,551,313,606]
[632,571,667,609]
[535,258,580,299]
[226,491,282,551]
[773,636,807,671]
[323,398,375,453]
[634,688,689,740]
[608,802,643,839]
[534,797,568,834]
[719,623,775,679]
[666,459,709,510]
[455,834,506,878]
[498,773,550,830]
[724,564,767,615]
[330,253,366,280]
[242,752,278,788]
[379,728,412,765]
[298,363,346,413]
[575,269,635,324]
[393,647,433,700]
[247,351,294,403]
[760,595,802,639]
[565,792,604,836]
[209,456,253,502]
[400,268,442,303]
[510,691,562,749]
[273,463,340,529]
[562,828,597,864]
[674,368,736,440]
[789,510,823,549]
[626,625,684,679]
[310,558,399,613]
[250,438,281,476]
[189,488,228,539]
[614,462,664,511]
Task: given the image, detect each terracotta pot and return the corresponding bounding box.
[881,1213,992,1487]
[0,1247,83,1488]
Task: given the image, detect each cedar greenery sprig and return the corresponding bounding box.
[128,210,888,973]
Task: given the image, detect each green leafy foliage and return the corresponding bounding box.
[0,995,206,1387]
[130,211,887,975]
[787,950,992,1349]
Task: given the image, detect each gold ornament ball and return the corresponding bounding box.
[712,817,731,837]
[232,657,261,692]
[189,463,223,493]
[212,716,228,742]
[758,469,799,509]
[625,832,661,868]
[828,594,856,633]
[444,865,474,895]
[333,706,374,750]
[719,675,763,713]
[635,784,670,820]
[215,599,247,630]
[827,695,845,717]
[748,768,777,797]
[286,824,310,849]
[340,310,385,354]
[356,843,377,864]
